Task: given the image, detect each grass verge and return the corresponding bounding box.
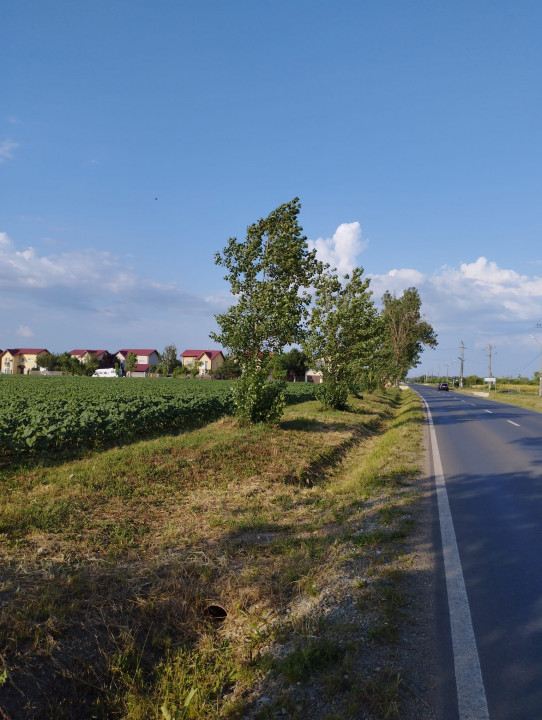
[0,389,429,719]
[454,386,542,412]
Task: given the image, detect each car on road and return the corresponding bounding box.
[437,382,449,391]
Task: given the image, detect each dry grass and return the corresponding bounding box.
[0,389,427,719]
[456,386,542,413]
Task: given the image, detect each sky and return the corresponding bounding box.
[2,0,542,378]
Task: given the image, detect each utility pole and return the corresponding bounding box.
[458,341,465,388]
[487,344,494,378]
[537,324,542,397]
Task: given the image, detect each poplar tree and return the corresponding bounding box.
[211,198,322,422]
[161,344,178,376]
[381,287,437,384]
[305,267,382,409]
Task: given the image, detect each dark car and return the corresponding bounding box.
[437,382,449,391]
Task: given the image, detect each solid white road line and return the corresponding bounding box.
[507,420,520,427]
[422,396,490,720]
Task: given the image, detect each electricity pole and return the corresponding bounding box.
[536,324,542,397]
[487,344,495,378]
[458,341,465,388]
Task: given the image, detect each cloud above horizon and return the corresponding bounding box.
[310,222,368,276]
[0,139,18,163]
[0,232,214,316]
[368,256,542,373]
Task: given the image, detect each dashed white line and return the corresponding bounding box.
[421,396,490,720]
[507,420,520,427]
[483,409,493,414]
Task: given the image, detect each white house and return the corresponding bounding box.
[116,349,161,376]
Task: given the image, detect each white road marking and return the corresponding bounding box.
[507,420,520,427]
[421,396,490,720]
[470,404,477,406]
[483,409,493,414]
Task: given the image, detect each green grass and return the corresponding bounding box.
[0,388,426,719]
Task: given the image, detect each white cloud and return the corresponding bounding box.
[0,231,232,353]
[357,255,542,376]
[0,139,18,163]
[16,325,34,338]
[0,231,221,314]
[368,268,426,299]
[310,222,368,275]
[428,258,542,323]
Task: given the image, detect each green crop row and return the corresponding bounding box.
[0,376,317,456]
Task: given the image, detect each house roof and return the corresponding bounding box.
[133,363,151,372]
[181,349,223,360]
[117,349,158,357]
[2,348,48,357]
[69,349,107,356]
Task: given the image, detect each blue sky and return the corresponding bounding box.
[2,1,542,377]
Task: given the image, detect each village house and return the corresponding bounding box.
[180,350,225,376]
[116,349,161,377]
[0,348,48,374]
[69,349,109,364]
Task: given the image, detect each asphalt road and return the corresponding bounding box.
[412,384,542,720]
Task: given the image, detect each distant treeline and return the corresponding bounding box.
[410,373,540,386]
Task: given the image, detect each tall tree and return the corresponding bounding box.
[36,351,58,371]
[210,198,322,422]
[83,355,100,377]
[305,267,382,409]
[270,348,309,381]
[215,354,242,379]
[161,344,178,376]
[381,287,437,384]
[124,352,137,377]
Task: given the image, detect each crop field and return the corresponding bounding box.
[0,376,318,456]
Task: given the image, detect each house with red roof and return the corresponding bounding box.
[116,349,161,376]
[0,348,48,374]
[180,349,225,376]
[69,349,109,364]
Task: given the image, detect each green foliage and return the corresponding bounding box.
[210,198,322,422]
[233,367,286,424]
[316,381,349,410]
[215,354,242,379]
[305,267,383,408]
[0,377,317,456]
[84,355,100,377]
[125,352,138,376]
[36,351,57,371]
[189,362,201,379]
[381,287,437,385]
[278,638,342,683]
[162,345,179,376]
[270,348,308,381]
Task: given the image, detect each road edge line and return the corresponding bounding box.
[421,395,490,720]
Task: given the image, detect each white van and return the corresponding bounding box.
[92,368,118,378]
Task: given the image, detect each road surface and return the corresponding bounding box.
[413,384,542,720]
